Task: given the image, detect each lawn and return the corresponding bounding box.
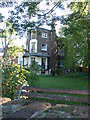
[33,75,88,90]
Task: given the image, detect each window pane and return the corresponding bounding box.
[31,42,36,53]
[41,44,47,51]
[42,33,47,38]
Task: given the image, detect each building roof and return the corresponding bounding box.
[23,52,50,57]
[23,52,30,57]
[30,53,50,57]
[38,27,51,31]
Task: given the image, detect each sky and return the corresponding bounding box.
[0,0,72,48]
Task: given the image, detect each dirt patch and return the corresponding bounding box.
[0,97,89,119]
[10,102,51,118]
[30,104,89,118]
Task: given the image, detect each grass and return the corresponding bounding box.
[35,91,89,98]
[31,74,88,90]
[30,97,88,106]
[25,73,89,106]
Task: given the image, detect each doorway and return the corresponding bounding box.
[41,58,46,73]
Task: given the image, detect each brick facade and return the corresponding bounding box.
[26,28,58,73]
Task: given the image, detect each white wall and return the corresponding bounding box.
[24,57,31,66]
[35,57,41,66]
[35,57,47,68]
[23,56,48,69]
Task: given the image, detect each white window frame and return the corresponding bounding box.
[30,39,37,53]
[41,44,47,51]
[42,32,47,38]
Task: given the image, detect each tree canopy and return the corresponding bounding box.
[0,1,89,73]
[58,2,89,71]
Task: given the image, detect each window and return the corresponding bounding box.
[31,42,36,53]
[41,44,47,51]
[26,45,28,51]
[31,57,35,62]
[31,31,36,39]
[42,33,47,38]
[58,61,63,67]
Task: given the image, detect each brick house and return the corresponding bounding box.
[22,28,58,74]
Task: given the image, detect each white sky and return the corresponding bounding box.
[0,0,72,48]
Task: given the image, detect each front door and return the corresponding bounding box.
[41,58,46,73]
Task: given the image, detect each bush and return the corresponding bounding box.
[64,72,88,79]
[51,68,64,76]
[2,63,30,100]
[24,61,41,86]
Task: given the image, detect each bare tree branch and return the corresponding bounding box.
[37,1,61,17]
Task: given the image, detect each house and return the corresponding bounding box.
[22,28,58,74]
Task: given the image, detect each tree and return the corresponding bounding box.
[6,0,65,36]
[0,13,4,22]
[59,2,89,73]
[1,1,89,74]
[0,21,18,57]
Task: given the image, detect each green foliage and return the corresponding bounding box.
[51,68,64,76]
[30,61,41,74]
[0,19,40,99]
[24,61,41,86]
[64,72,88,79]
[1,58,30,100]
[59,2,88,69]
[1,41,30,99]
[7,2,41,36]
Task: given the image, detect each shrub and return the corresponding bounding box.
[24,61,41,86]
[2,62,30,100]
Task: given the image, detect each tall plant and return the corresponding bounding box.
[1,45,30,100]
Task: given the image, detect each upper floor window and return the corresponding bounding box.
[26,44,28,51]
[41,44,47,51]
[31,42,36,53]
[31,31,36,39]
[42,33,47,38]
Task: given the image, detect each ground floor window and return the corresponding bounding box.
[41,57,47,70]
[58,61,63,68]
[31,57,35,62]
